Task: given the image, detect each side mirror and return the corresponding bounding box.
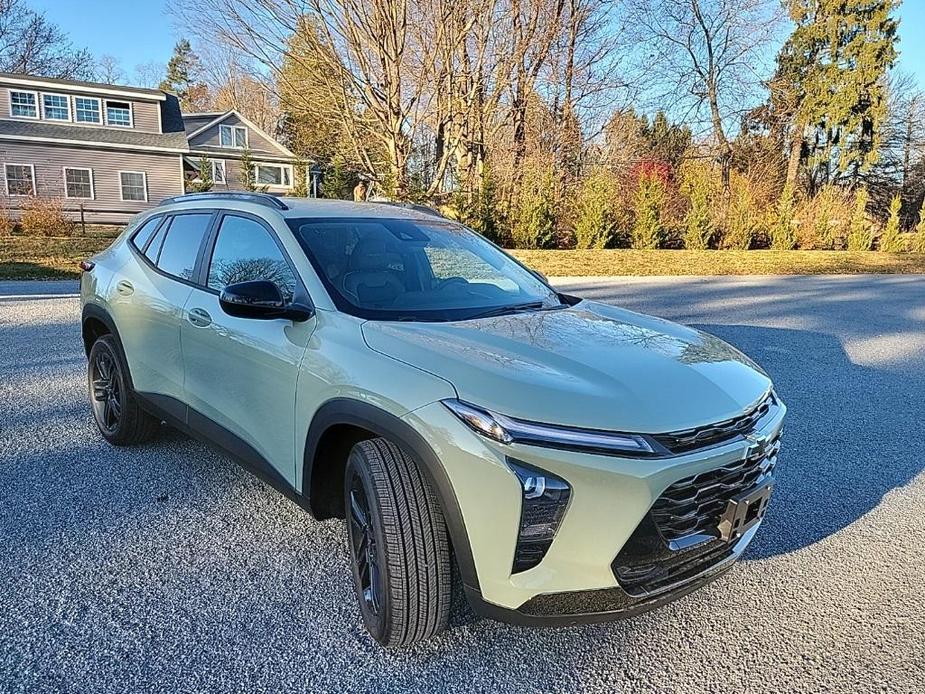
[219,280,314,322]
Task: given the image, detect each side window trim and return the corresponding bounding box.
[201,209,309,304]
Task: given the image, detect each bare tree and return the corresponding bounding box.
[625,0,782,191]
[133,61,166,88]
[0,0,95,79]
[95,55,126,84]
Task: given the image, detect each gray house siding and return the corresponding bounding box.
[188,113,285,157]
[1,141,183,223]
[0,87,163,134]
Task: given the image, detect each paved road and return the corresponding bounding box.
[2,276,924,693]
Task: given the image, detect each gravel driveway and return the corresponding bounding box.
[2,276,924,693]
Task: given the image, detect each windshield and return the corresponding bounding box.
[287,216,563,321]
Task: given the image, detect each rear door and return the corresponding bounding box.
[180,211,316,486]
[112,211,215,406]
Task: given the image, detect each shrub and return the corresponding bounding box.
[720,173,762,250]
[769,183,797,250]
[913,198,925,253]
[793,185,851,249]
[879,195,903,252]
[846,188,873,251]
[511,165,557,249]
[574,169,620,249]
[0,207,13,236]
[19,196,74,237]
[631,172,665,249]
[679,162,714,249]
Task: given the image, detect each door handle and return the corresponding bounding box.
[116,280,134,296]
[187,307,212,327]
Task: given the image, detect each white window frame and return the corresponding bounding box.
[104,99,133,128]
[211,159,226,184]
[119,170,147,202]
[9,89,39,120]
[219,124,248,149]
[73,96,102,124]
[41,92,71,122]
[254,163,293,188]
[63,166,94,200]
[4,163,36,196]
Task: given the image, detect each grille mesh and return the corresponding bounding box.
[651,433,781,543]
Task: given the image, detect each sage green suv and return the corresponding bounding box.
[80,192,785,647]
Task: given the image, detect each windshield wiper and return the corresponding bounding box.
[466,301,553,320]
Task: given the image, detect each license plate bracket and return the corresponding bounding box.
[717,482,773,542]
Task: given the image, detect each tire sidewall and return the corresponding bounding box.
[87,336,129,443]
[344,447,394,644]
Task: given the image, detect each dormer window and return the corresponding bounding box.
[105,100,132,127]
[42,93,70,121]
[74,97,102,124]
[220,124,247,148]
[10,90,38,119]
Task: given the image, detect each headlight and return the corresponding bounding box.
[442,399,656,456]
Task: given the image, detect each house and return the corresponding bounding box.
[182,110,310,195]
[0,72,311,224]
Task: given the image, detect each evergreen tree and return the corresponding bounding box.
[239,147,257,192]
[915,198,925,253]
[680,163,714,250]
[321,156,358,199]
[770,183,797,250]
[847,188,873,251]
[631,173,664,249]
[774,1,899,190]
[292,160,308,197]
[159,39,209,110]
[879,194,903,251]
[574,169,619,249]
[186,156,213,193]
[512,166,557,249]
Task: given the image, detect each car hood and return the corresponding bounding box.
[361,300,772,433]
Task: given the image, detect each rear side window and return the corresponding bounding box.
[155,213,212,281]
[130,216,162,252]
[207,214,297,301]
[144,225,167,264]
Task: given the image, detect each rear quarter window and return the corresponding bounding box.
[130,216,162,253]
[154,213,212,281]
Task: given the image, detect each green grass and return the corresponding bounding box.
[511,249,925,276]
[3,236,925,280]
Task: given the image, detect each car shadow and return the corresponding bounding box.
[692,323,925,560]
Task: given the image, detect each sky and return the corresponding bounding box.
[29,0,925,88]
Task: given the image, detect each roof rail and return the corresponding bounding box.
[159,192,289,210]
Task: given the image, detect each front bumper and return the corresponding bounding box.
[402,398,786,622]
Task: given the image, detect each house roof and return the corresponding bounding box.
[0,95,189,153]
[181,110,297,159]
[0,72,166,101]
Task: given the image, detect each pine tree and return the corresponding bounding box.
[186,156,213,193]
[320,156,358,200]
[913,197,925,253]
[681,163,714,250]
[631,173,664,249]
[770,183,797,250]
[847,188,873,251]
[879,194,904,252]
[239,147,257,192]
[159,39,209,110]
[774,1,899,189]
[512,166,557,250]
[574,170,619,249]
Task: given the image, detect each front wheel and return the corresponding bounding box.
[344,438,451,647]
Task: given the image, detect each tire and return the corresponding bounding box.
[87,335,159,446]
[344,438,451,647]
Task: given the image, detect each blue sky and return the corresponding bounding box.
[30,0,925,87]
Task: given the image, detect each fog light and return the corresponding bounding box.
[509,459,571,573]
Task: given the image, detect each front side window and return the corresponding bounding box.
[155,213,212,281]
[119,171,146,201]
[10,91,38,118]
[42,93,70,121]
[105,100,132,127]
[208,215,296,301]
[4,164,35,196]
[212,160,226,184]
[74,97,101,123]
[288,217,561,321]
[64,167,93,199]
[256,164,292,187]
[219,124,247,148]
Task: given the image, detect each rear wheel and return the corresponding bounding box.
[344,438,451,646]
[88,335,158,445]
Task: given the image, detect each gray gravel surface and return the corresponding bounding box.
[1,276,924,693]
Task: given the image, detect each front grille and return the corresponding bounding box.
[650,432,781,544]
[653,393,775,453]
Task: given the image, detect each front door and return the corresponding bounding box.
[180,212,315,487]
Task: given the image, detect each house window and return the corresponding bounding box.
[255,163,292,187]
[10,90,38,118]
[219,124,247,148]
[42,93,70,121]
[74,97,101,124]
[212,160,226,184]
[120,171,147,201]
[4,164,36,196]
[105,100,132,127]
[64,167,94,199]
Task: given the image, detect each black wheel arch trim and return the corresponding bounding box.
[303,397,481,592]
[81,304,136,386]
